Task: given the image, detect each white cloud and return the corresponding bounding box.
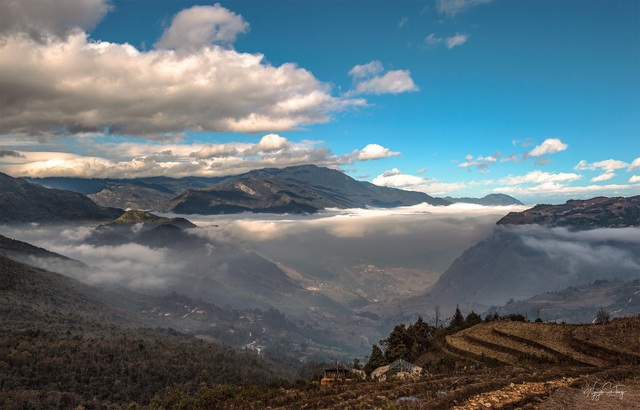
[628,157,640,171]
[424,33,469,49]
[243,133,291,156]
[190,144,239,159]
[348,61,418,95]
[591,173,614,182]
[446,33,468,49]
[630,176,640,183]
[0,10,366,138]
[573,160,593,171]
[372,168,467,195]
[0,0,109,42]
[357,144,400,161]
[437,0,493,16]
[575,158,629,181]
[495,182,640,199]
[353,70,418,95]
[500,171,581,185]
[593,159,628,172]
[458,152,501,170]
[155,4,249,50]
[348,61,384,79]
[528,138,568,157]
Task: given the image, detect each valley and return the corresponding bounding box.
[1,169,639,409]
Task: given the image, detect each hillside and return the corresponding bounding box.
[0,256,291,408]
[0,172,123,223]
[149,317,640,409]
[491,279,640,323]
[110,209,196,229]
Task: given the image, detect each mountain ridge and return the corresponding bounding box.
[497,195,640,227]
[0,172,123,223]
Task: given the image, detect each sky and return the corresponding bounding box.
[0,0,638,203]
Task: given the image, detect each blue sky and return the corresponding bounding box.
[0,0,638,203]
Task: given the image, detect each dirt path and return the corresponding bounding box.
[452,377,579,409]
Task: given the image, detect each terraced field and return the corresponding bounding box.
[446,319,640,368]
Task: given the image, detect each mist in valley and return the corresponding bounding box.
[2,202,637,327]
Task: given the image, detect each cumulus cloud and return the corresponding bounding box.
[348,61,418,95]
[591,172,614,182]
[528,138,568,157]
[424,33,469,49]
[628,157,640,171]
[458,152,501,171]
[348,61,384,79]
[446,33,468,49]
[372,168,467,195]
[155,4,249,50]
[0,3,365,138]
[574,158,629,182]
[0,0,109,42]
[630,175,640,183]
[436,0,493,16]
[252,134,290,153]
[357,144,400,161]
[190,144,239,160]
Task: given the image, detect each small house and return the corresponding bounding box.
[321,368,355,385]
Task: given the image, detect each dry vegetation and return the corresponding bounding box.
[148,317,640,409]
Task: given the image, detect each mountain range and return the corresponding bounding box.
[27,165,450,213]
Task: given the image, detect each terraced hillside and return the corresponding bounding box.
[446,318,640,368]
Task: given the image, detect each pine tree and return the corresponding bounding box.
[448,305,465,332]
[364,344,386,375]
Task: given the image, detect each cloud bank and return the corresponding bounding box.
[1,135,400,178]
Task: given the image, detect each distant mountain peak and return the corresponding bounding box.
[114,210,167,224]
[443,193,523,206]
